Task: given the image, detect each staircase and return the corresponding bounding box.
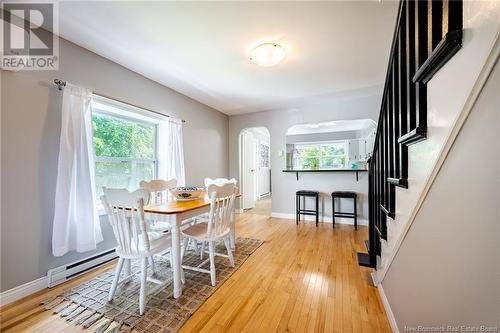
[357,0,463,269]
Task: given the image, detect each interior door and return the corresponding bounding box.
[242,131,256,210]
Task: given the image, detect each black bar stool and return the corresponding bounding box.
[296,190,319,226]
[331,191,357,230]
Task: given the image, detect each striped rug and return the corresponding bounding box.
[42,237,263,333]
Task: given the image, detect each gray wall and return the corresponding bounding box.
[0,38,229,292]
[229,93,381,223]
[382,60,500,330]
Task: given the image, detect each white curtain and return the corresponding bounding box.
[52,83,103,257]
[158,118,186,186]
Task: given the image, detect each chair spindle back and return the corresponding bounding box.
[140,179,177,204]
[204,177,237,188]
[206,183,236,238]
[101,188,151,256]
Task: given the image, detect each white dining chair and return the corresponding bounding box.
[101,187,173,315]
[139,179,176,232]
[140,179,200,256]
[198,178,237,221]
[204,177,238,188]
[181,182,236,286]
[197,178,238,258]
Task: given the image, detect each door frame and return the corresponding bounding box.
[241,130,256,210]
[238,127,271,211]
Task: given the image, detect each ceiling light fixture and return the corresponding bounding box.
[250,43,286,67]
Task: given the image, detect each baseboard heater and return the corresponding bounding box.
[47,249,117,287]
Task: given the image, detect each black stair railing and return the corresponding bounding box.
[357,0,463,269]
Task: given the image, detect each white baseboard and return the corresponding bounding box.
[370,272,378,287]
[271,212,368,226]
[0,276,48,307]
[377,283,399,333]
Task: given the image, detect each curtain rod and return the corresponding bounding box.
[53,79,186,123]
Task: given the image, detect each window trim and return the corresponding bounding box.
[91,96,162,215]
[92,94,167,123]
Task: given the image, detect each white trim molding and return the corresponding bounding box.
[271,212,368,226]
[0,276,48,307]
[377,283,400,333]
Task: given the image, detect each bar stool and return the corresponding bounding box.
[331,191,357,230]
[296,190,319,226]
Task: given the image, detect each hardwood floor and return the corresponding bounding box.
[0,212,390,332]
[244,196,272,216]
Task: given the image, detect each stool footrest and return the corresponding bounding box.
[333,213,356,218]
[297,212,318,216]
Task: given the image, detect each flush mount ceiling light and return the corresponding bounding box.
[250,43,286,67]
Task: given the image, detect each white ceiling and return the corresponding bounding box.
[57,1,398,115]
[286,119,376,136]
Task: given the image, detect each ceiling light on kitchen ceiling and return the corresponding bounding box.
[250,43,286,67]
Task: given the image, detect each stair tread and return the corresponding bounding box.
[387,177,409,188]
[357,252,375,268]
[398,126,427,146]
[380,204,396,219]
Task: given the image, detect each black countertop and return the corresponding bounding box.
[282,168,367,181]
[282,169,367,172]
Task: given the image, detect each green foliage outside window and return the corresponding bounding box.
[92,112,156,196]
[92,113,154,159]
[293,142,347,170]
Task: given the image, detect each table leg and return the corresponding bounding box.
[230,207,235,250]
[171,217,182,299]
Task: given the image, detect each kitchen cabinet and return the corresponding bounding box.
[366,129,376,156]
[359,139,367,161]
[348,129,376,162]
[348,139,359,162]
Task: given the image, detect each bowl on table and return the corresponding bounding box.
[169,186,205,201]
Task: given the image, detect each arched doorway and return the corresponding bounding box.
[238,127,271,216]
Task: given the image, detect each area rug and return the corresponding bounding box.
[42,237,263,333]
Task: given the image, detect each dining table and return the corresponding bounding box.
[134,193,241,299]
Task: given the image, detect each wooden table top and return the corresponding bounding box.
[144,193,241,215]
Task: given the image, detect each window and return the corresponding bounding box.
[292,141,347,170]
[91,97,159,199]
